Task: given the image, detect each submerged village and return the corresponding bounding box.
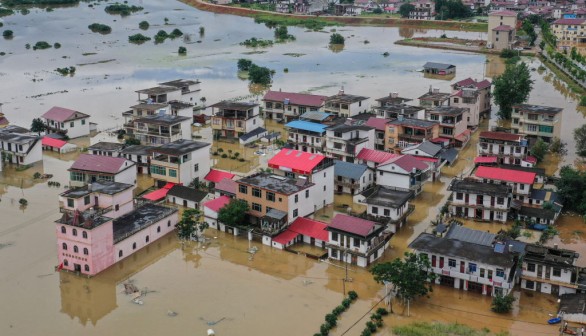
[4,0,586,335]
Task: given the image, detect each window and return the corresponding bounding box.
[353,238,360,247]
[525,280,535,289]
[520,184,525,190]
[72,229,77,236]
[132,242,137,250]
[456,193,463,200]
[82,119,86,125]
[266,192,275,202]
[488,269,493,280]
[168,220,171,227]
[84,265,90,272]
[83,248,89,255]
[64,259,68,266]
[82,231,87,239]
[527,124,538,132]
[169,169,177,178]
[539,125,554,133]
[323,186,326,191]
[67,198,74,207]
[252,188,262,198]
[468,263,477,272]
[115,204,120,211]
[527,263,535,272]
[553,268,562,277]
[70,122,75,127]
[194,164,199,172]
[61,226,66,234]
[73,245,79,253]
[293,209,298,218]
[146,235,150,243]
[480,268,485,278]
[239,185,248,194]
[331,232,338,241]
[372,206,378,214]
[305,190,309,198]
[448,259,456,267]
[119,250,123,258]
[453,98,459,103]
[294,195,298,203]
[62,243,67,250]
[285,172,295,178]
[150,165,166,175]
[497,197,505,205]
[379,171,383,176]
[157,226,161,233]
[496,268,505,278]
[331,250,338,258]
[252,203,262,212]
[384,209,390,216]
[84,195,90,205]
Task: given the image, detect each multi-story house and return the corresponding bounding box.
[474,166,536,203]
[135,79,201,105]
[409,0,435,20]
[0,125,42,169]
[42,106,91,139]
[364,117,389,151]
[551,18,586,52]
[299,111,336,123]
[88,142,124,157]
[448,178,512,222]
[375,92,412,107]
[376,154,430,194]
[149,139,211,188]
[487,10,518,50]
[357,185,414,233]
[511,104,562,142]
[521,244,580,296]
[374,104,425,120]
[425,106,469,147]
[56,181,178,276]
[124,114,192,145]
[419,88,451,108]
[326,214,392,267]
[235,172,316,245]
[262,90,327,121]
[409,225,523,296]
[450,78,492,127]
[477,131,529,165]
[210,101,264,139]
[268,149,334,211]
[385,117,439,150]
[323,89,370,118]
[333,160,373,195]
[325,123,374,163]
[356,148,400,170]
[284,120,328,154]
[69,154,137,187]
[120,145,155,175]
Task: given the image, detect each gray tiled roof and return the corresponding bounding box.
[445,224,496,247]
[334,160,369,180]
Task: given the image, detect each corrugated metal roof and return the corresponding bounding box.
[285,120,328,133]
[263,91,327,107]
[334,160,369,180]
[205,169,235,183]
[70,154,131,174]
[328,214,377,237]
[299,111,332,121]
[445,225,496,247]
[356,148,399,164]
[475,166,536,184]
[41,106,89,122]
[268,149,326,175]
[203,195,231,212]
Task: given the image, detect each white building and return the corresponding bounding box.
[262,90,327,122]
[323,89,370,118]
[521,244,580,296]
[477,131,529,165]
[450,78,492,127]
[203,196,231,231]
[68,154,137,187]
[474,166,536,203]
[356,186,414,233]
[448,178,512,223]
[333,160,373,195]
[376,154,430,194]
[0,125,42,170]
[166,185,209,209]
[150,139,211,188]
[325,123,374,163]
[119,145,156,175]
[136,79,201,105]
[125,114,192,145]
[210,101,264,140]
[42,106,91,139]
[88,142,125,157]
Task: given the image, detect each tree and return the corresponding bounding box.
[30,118,45,135]
[435,0,472,20]
[491,294,515,313]
[176,209,208,242]
[125,137,141,146]
[218,199,249,228]
[530,138,548,163]
[329,33,345,45]
[178,46,187,55]
[492,62,534,119]
[248,64,273,86]
[399,3,415,18]
[237,58,253,72]
[574,124,586,157]
[549,137,567,156]
[556,166,586,215]
[3,29,13,38]
[373,7,383,14]
[370,252,436,316]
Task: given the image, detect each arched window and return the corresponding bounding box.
[84,265,90,272]
[82,231,88,239]
[61,226,66,234]
[145,235,149,243]
[157,226,161,233]
[119,250,123,258]
[62,242,67,250]
[73,245,79,253]
[132,242,136,250]
[83,248,89,255]
[72,228,77,236]
[63,259,69,266]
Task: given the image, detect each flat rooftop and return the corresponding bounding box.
[136,86,178,96]
[428,106,467,115]
[209,101,259,110]
[360,186,413,208]
[514,104,563,114]
[130,103,168,111]
[113,204,177,243]
[159,79,200,87]
[121,145,156,156]
[374,104,423,114]
[88,142,125,151]
[152,139,210,156]
[238,173,314,195]
[449,178,510,197]
[326,93,369,104]
[0,128,39,144]
[388,118,438,128]
[132,114,190,125]
[61,181,134,198]
[419,91,451,101]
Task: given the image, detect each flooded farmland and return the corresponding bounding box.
[1,0,586,335]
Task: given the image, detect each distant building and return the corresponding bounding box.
[42,106,91,139]
[69,154,137,187]
[418,88,451,108]
[422,62,456,76]
[511,104,562,143]
[323,89,370,118]
[149,139,211,187]
[333,160,373,195]
[262,90,327,122]
[409,0,435,20]
[285,120,328,154]
[450,78,492,127]
[135,79,201,105]
[425,106,470,147]
[0,125,42,169]
[88,142,124,157]
[551,18,586,53]
[487,10,518,50]
[210,101,264,139]
[124,114,192,145]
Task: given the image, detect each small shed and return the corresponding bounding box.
[423,62,456,75]
[166,185,209,209]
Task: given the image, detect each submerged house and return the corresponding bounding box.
[423,62,456,76]
[0,125,42,169]
[42,106,91,139]
[68,154,137,187]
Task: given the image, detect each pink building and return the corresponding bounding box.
[55,181,178,276]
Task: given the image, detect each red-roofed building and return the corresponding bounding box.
[356,148,400,169]
[41,106,91,139]
[42,136,67,151]
[326,214,391,267]
[203,196,231,231]
[475,166,536,202]
[268,149,334,212]
[377,154,431,194]
[488,10,517,50]
[69,154,137,187]
[478,131,528,165]
[214,177,237,198]
[205,169,235,184]
[474,156,498,164]
[262,90,327,122]
[271,217,329,250]
[450,78,492,127]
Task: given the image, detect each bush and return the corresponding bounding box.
[341,298,351,308]
[320,323,330,335]
[128,33,151,44]
[240,37,273,48]
[178,46,186,55]
[53,42,61,49]
[33,41,51,50]
[333,305,345,316]
[330,33,344,45]
[366,321,377,332]
[361,329,372,336]
[348,291,358,300]
[500,48,517,58]
[491,294,515,313]
[19,198,28,206]
[88,23,112,34]
[440,33,447,38]
[154,30,169,43]
[170,28,183,38]
[105,3,143,16]
[33,172,41,179]
[218,148,224,153]
[237,58,253,72]
[212,151,219,156]
[238,158,245,162]
[221,153,228,158]
[375,307,389,316]
[373,8,383,14]
[125,138,140,146]
[325,313,337,327]
[199,26,205,35]
[139,21,149,30]
[3,29,13,38]
[55,66,76,76]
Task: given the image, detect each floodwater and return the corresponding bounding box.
[0,0,585,335]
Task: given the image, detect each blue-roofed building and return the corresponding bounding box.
[285,120,329,154]
[333,160,373,195]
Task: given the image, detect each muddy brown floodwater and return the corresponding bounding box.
[1,0,586,335]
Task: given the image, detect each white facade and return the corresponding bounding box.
[325,127,375,163]
[287,188,318,222]
[451,191,510,222]
[0,132,42,167]
[335,168,373,195]
[150,141,211,187]
[327,230,389,267]
[45,117,90,139]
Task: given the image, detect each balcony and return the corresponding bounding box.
[335,180,360,189]
[399,133,429,142]
[360,205,415,224]
[326,232,392,258]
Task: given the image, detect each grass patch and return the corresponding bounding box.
[393,322,509,336]
[240,37,273,48]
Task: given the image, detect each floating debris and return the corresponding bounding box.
[132,298,143,305]
[123,281,139,295]
[167,310,178,317]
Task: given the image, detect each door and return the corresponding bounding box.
[74,264,81,272]
[432,255,437,267]
[552,285,559,296]
[475,208,483,219]
[439,257,444,268]
[545,266,551,279]
[94,196,99,207]
[537,265,543,277]
[460,261,465,273]
[183,200,188,207]
[337,186,343,193]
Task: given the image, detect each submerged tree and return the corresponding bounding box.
[574,124,586,157]
[176,208,208,242]
[30,118,45,135]
[329,33,345,45]
[530,138,549,163]
[491,294,515,313]
[493,62,534,119]
[237,58,253,72]
[218,199,249,228]
[398,3,415,18]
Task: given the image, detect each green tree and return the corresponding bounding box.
[218,199,249,228]
[237,58,253,72]
[30,118,45,135]
[493,62,534,119]
[178,46,187,55]
[398,3,415,18]
[574,124,586,157]
[549,137,567,156]
[176,209,208,242]
[491,294,515,313]
[3,29,13,38]
[373,7,383,14]
[530,138,548,163]
[139,20,149,30]
[125,137,140,146]
[556,166,586,214]
[370,252,436,316]
[248,64,273,86]
[435,0,472,20]
[330,33,345,45]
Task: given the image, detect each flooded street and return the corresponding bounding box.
[1,0,586,335]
